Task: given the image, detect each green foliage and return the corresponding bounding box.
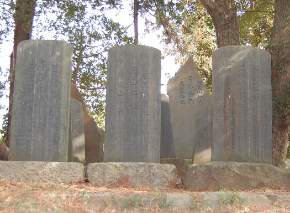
[0,113,8,144]
[237,0,275,48]
[151,1,216,92]
[32,0,133,128]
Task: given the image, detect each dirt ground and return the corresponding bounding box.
[1,179,290,213]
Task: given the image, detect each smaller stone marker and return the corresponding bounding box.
[167,57,212,160]
[104,45,161,163]
[9,40,72,162]
[161,94,175,158]
[193,107,212,164]
[71,84,101,164]
[212,46,272,163]
[68,99,86,164]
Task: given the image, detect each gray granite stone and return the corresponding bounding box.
[167,57,212,159]
[104,45,161,163]
[161,94,175,158]
[0,161,84,183]
[212,46,272,163]
[193,107,212,164]
[68,99,86,164]
[71,84,101,165]
[87,162,177,188]
[9,40,72,162]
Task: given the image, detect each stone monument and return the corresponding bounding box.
[160,94,175,158]
[104,45,161,163]
[193,107,212,164]
[167,57,212,161]
[212,45,272,163]
[9,40,72,162]
[68,99,86,164]
[71,84,101,164]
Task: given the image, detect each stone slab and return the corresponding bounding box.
[87,162,177,188]
[86,191,287,212]
[182,161,290,191]
[104,45,161,163]
[71,84,101,165]
[68,99,86,164]
[9,40,72,162]
[160,158,187,176]
[193,107,212,164]
[0,161,84,183]
[161,94,175,158]
[166,193,192,212]
[167,57,212,159]
[212,45,272,163]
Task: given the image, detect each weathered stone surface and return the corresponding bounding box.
[9,40,72,162]
[242,194,272,210]
[266,194,290,208]
[0,141,9,161]
[98,129,105,162]
[0,161,84,183]
[212,46,272,163]
[104,45,161,163]
[167,57,212,160]
[71,84,101,165]
[182,161,290,191]
[87,191,290,212]
[194,107,212,164]
[161,94,175,158]
[87,192,112,212]
[166,193,192,212]
[87,162,177,188]
[68,99,86,164]
[160,158,187,177]
[87,193,163,212]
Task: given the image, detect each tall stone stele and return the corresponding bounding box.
[9,40,72,162]
[212,46,272,164]
[167,57,212,162]
[104,45,161,163]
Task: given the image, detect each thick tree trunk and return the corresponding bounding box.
[269,0,290,165]
[134,0,138,45]
[6,0,36,147]
[199,0,240,47]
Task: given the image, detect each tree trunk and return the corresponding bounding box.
[269,0,290,165]
[6,0,36,147]
[134,0,138,45]
[199,0,240,47]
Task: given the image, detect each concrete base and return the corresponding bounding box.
[87,162,177,188]
[0,161,84,183]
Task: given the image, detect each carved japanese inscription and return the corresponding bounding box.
[104,45,161,163]
[9,40,72,162]
[212,46,272,164]
[167,57,212,160]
